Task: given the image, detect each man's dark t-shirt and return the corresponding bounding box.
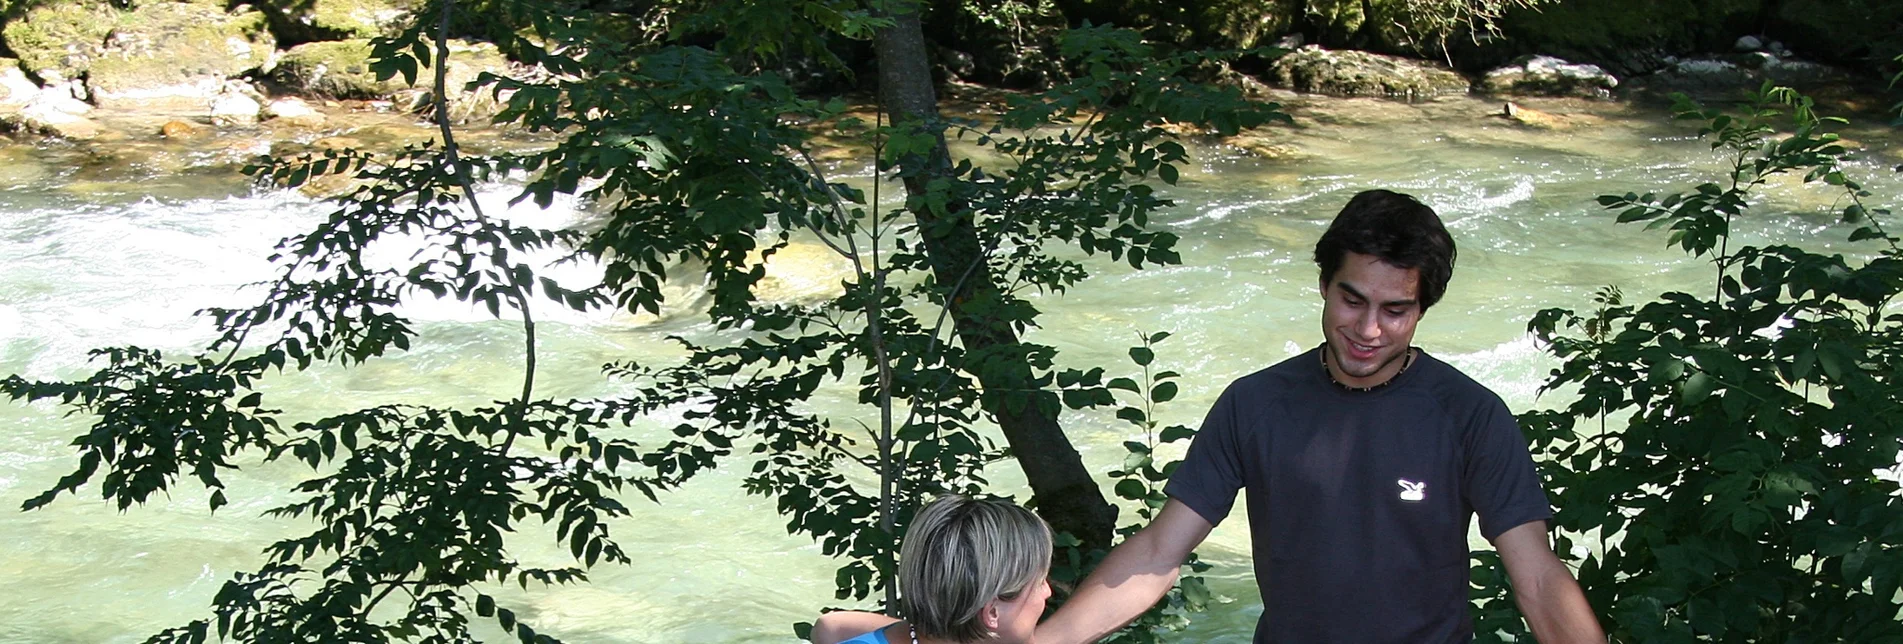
[1164,346,1552,643]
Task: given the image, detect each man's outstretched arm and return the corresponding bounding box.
[809,611,898,644]
[1036,499,1215,644]
[1494,521,1606,644]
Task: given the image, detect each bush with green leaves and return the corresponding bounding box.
[1470,83,1903,642]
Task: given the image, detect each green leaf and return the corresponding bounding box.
[1129,346,1154,366]
[1159,425,1195,443]
[1107,377,1141,393]
[1151,381,1178,403]
[1682,372,1716,405]
[1114,479,1147,500]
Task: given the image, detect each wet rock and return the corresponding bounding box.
[1479,56,1617,98]
[210,91,263,127]
[1758,55,1852,86]
[1499,102,1571,130]
[160,120,200,138]
[86,2,276,111]
[253,0,416,41]
[0,58,37,105]
[14,95,106,140]
[748,242,854,303]
[265,97,328,128]
[1226,135,1308,161]
[1265,46,1469,98]
[1735,35,1763,52]
[1637,54,1854,94]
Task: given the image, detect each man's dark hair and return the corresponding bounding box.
[1313,189,1458,312]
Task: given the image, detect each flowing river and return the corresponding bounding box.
[1,92,1897,642]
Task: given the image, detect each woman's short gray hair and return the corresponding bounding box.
[898,494,1053,641]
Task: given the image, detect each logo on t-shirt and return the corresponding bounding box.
[1397,479,1426,502]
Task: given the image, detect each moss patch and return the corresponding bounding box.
[253,0,416,42]
[1,0,120,78]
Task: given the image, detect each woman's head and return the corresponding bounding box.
[898,494,1054,642]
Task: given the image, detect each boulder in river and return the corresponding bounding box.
[1265,46,1469,98]
[11,93,106,140]
[210,91,264,127]
[85,2,278,111]
[1479,56,1618,98]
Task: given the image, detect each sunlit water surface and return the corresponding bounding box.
[1,93,1898,643]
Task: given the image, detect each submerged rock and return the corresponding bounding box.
[1265,46,1469,98]
[1479,56,1617,98]
[1499,102,1566,129]
[1226,135,1308,161]
[1636,53,1855,94]
[160,120,200,138]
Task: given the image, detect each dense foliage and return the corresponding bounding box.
[1470,84,1903,642]
[2,0,1283,641]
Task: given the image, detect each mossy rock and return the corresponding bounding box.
[273,38,512,120]
[87,3,277,110]
[252,0,416,42]
[1267,46,1471,97]
[271,39,401,98]
[2,1,121,80]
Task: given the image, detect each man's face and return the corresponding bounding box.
[1320,251,1424,389]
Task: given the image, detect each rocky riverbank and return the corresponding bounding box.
[0,0,1888,175]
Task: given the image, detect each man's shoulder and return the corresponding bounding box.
[1408,350,1514,420]
[1221,349,1324,398]
[1412,351,1500,394]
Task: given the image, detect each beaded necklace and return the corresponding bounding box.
[1320,342,1415,392]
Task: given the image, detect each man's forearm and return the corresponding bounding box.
[1036,529,1184,644]
[1515,566,1605,644]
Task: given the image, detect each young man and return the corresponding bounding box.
[1035,190,1604,643]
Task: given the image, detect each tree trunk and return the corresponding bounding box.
[871,4,1118,552]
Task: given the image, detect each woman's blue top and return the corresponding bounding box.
[837,627,892,644]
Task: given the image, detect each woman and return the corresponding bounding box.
[811,494,1053,644]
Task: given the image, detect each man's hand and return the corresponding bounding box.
[1035,499,1215,644]
[1494,521,1606,644]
